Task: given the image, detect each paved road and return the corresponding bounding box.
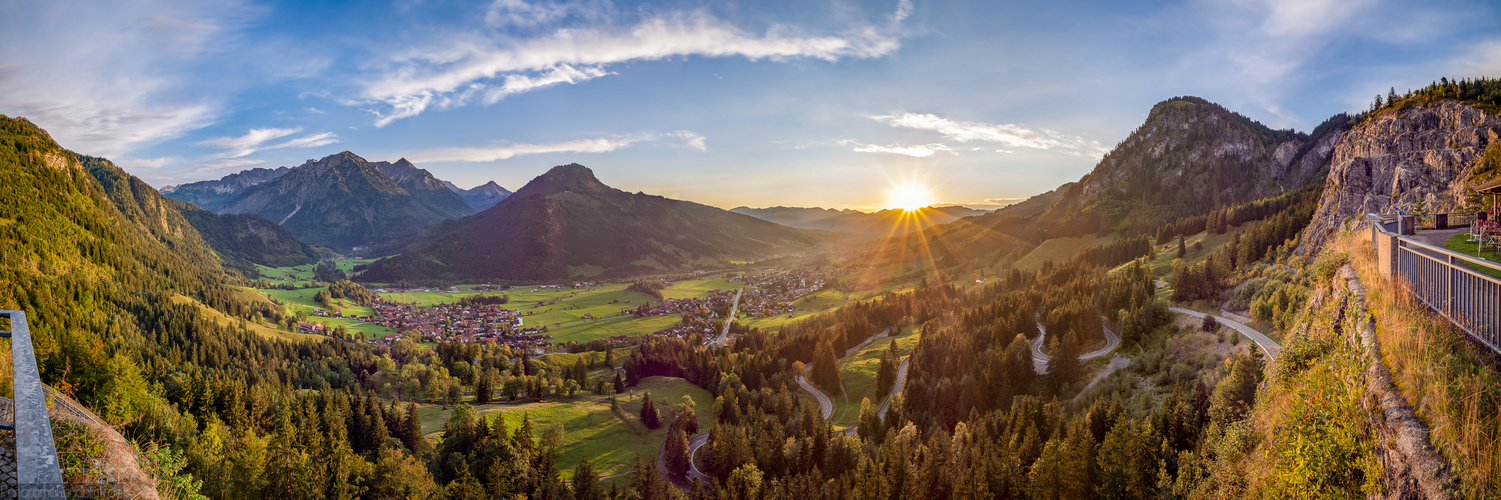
[688,328,901,483]
[710,287,745,346]
[1167,307,1281,359]
[684,432,712,484]
[876,357,910,419]
[794,364,834,419]
[1030,322,1122,374]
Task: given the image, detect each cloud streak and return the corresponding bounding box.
[197,128,340,159]
[364,1,911,125]
[841,140,953,157]
[407,130,706,163]
[868,112,1108,158]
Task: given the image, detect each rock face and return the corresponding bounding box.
[1301,101,1501,253]
[219,152,475,252]
[1039,96,1344,235]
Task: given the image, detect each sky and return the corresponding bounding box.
[3,0,1499,211]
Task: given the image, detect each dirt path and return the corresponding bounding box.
[1167,307,1281,359]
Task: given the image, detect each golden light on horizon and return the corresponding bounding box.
[885,182,934,211]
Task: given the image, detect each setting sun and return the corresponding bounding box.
[886,182,934,211]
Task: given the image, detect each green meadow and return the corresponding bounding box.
[830,326,920,428]
[413,376,713,483]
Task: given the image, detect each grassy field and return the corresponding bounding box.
[830,326,920,428]
[170,294,319,342]
[255,287,398,340]
[255,258,381,282]
[1013,233,1117,271]
[738,309,820,332]
[547,316,683,343]
[659,278,740,300]
[412,376,713,483]
[1442,232,1501,279]
[1141,229,1238,275]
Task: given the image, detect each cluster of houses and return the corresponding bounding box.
[650,323,719,340]
[308,296,551,352]
[630,292,731,318]
[729,268,845,317]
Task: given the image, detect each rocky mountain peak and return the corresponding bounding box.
[1301,101,1501,252]
[514,163,612,197]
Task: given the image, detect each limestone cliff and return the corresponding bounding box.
[1301,101,1501,252]
[1039,96,1342,236]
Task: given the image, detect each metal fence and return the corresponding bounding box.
[1370,216,1501,354]
[1,311,66,499]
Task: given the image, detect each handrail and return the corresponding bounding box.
[2,311,66,499]
[1370,218,1501,354]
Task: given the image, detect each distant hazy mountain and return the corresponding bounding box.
[443,180,513,211]
[216,152,475,252]
[731,205,989,236]
[161,166,291,211]
[360,163,825,282]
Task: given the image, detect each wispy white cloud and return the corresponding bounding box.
[841,139,953,157]
[197,128,339,158]
[869,112,1108,158]
[277,132,340,150]
[363,1,911,125]
[407,130,706,163]
[116,156,182,171]
[0,0,258,157]
[485,0,572,28]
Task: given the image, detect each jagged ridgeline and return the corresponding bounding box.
[358,163,828,282]
[1040,96,1351,237]
[173,152,476,253]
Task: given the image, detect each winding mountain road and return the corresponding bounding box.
[1167,307,1281,359]
[684,328,903,484]
[1029,322,1122,374]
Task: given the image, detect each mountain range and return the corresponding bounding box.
[730,205,989,237]
[359,164,827,282]
[443,180,512,211]
[162,155,515,251]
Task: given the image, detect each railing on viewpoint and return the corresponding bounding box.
[1369,215,1501,354]
[1,311,66,499]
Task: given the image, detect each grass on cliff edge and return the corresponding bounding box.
[1346,234,1501,498]
[1189,248,1382,498]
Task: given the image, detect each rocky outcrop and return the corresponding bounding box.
[1302,101,1501,253]
[1039,97,1342,235]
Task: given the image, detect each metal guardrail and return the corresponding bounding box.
[2,311,66,499]
[1369,216,1501,354]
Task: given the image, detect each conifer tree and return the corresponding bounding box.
[877,339,899,396]
[665,424,691,477]
[641,393,662,429]
[1047,331,1082,393]
[572,459,602,500]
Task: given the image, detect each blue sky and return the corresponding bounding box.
[3,0,1498,211]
